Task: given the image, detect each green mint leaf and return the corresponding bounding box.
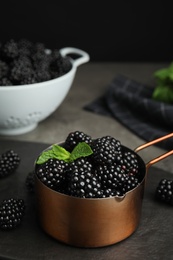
[69,142,93,162]
[36,149,56,164]
[152,85,173,103]
[52,144,71,161]
[154,68,170,83]
[36,144,71,164]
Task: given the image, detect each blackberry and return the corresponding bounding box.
[0,198,25,230]
[155,179,173,205]
[33,42,46,54]
[0,77,12,86]
[65,131,93,152]
[25,171,35,192]
[61,57,72,73]
[12,55,32,68]
[20,74,37,85]
[91,136,122,166]
[124,174,139,192]
[0,150,20,178]
[17,38,33,56]
[0,60,9,79]
[36,158,68,193]
[122,151,139,175]
[67,158,102,198]
[2,39,19,60]
[95,163,127,196]
[10,62,34,84]
[35,68,51,83]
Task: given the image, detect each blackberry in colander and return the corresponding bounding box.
[1,39,19,60]
[0,39,72,86]
[0,77,12,86]
[0,60,9,79]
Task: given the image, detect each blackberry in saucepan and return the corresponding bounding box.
[91,136,122,166]
[155,179,173,205]
[0,198,25,230]
[121,151,139,175]
[67,158,102,198]
[65,131,93,152]
[36,158,68,193]
[124,174,139,192]
[0,150,20,178]
[95,163,127,196]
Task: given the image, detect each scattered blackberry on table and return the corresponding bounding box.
[155,178,173,205]
[64,131,93,152]
[36,158,68,193]
[91,136,122,166]
[0,150,20,178]
[0,198,25,230]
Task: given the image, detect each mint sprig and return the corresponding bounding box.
[36,142,93,164]
[152,62,173,103]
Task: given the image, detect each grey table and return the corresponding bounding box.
[0,62,173,260]
[0,139,173,260]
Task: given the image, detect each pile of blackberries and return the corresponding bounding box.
[36,131,143,198]
[0,39,72,86]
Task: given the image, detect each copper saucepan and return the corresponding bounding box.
[34,133,173,248]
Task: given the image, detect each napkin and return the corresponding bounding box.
[84,74,173,151]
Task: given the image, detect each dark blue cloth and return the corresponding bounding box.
[84,75,173,151]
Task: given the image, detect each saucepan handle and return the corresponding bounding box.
[59,47,90,68]
[134,133,173,170]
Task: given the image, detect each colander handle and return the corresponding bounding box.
[134,133,173,170]
[59,47,90,67]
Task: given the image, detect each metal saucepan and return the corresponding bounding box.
[34,133,173,248]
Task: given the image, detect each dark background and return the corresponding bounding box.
[0,1,173,62]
